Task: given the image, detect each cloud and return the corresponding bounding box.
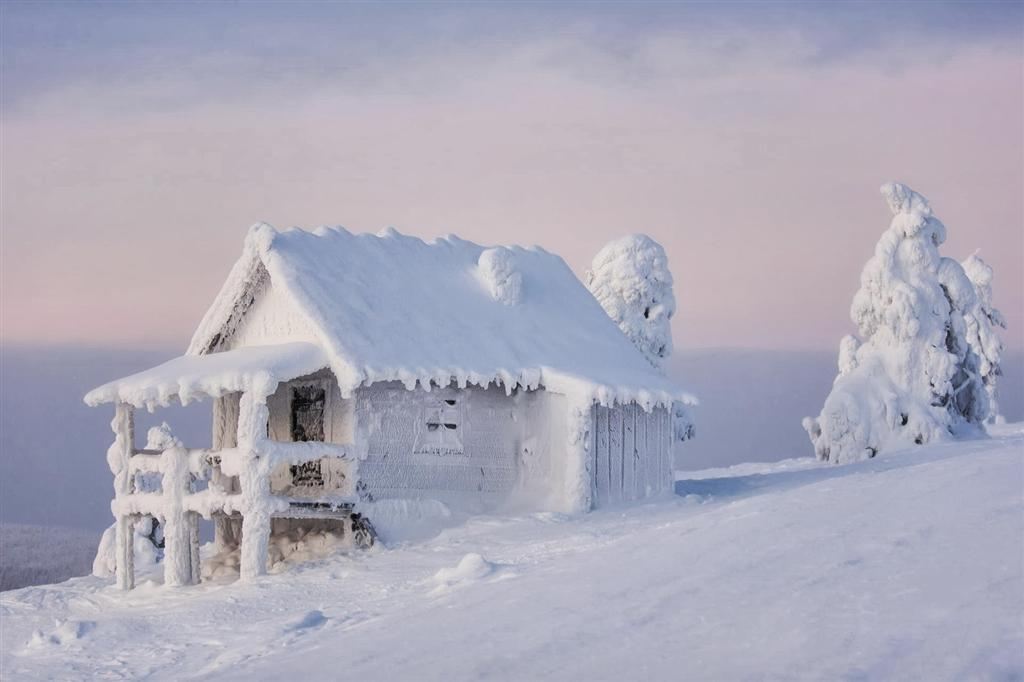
[2,4,1021,351]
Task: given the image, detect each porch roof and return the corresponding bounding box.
[84,342,328,409]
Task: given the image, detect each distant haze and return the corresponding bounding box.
[2,345,1021,533]
[2,2,1022,353]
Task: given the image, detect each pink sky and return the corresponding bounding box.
[2,13,1021,353]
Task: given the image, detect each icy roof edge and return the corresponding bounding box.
[85,353,697,412]
[84,343,330,410]
[327,364,696,410]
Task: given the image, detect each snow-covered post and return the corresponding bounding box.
[109,402,135,591]
[564,397,594,513]
[160,443,194,586]
[238,389,272,581]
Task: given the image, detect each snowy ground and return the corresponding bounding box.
[2,426,1021,681]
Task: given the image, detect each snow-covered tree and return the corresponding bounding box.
[961,253,1007,423]
[586,235,694,444]
[586,234,676,368]
[803,183,989,464]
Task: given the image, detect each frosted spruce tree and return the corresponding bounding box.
[961,253,1007,423]
[803,183,989,464]
[587,234,694,442]
[586,234,676,368]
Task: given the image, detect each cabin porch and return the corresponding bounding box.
[105,398,368,590]
[84,343,366,590]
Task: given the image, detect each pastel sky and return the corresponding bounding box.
[2,1,1022,352]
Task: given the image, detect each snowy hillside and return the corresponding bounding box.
[0,525,99,592]
[2,426,1021,680]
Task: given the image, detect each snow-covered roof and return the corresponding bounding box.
[85,343,328,409]
[91,224,694,410]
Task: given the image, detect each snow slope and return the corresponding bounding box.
[2,427,1021,680]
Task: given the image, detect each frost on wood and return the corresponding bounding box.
[586,235,676,368]
[804,183,990,464]
[961,253,1007,424]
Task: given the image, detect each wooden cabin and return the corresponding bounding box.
[85,224,694,589]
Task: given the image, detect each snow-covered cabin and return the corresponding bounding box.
[85,224,694,589]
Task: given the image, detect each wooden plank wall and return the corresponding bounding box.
[592,403,670,508]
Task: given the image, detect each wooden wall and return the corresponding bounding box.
[591,403,672,507]
[355,382,522,511]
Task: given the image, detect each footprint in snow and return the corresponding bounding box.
[27,619,96,649]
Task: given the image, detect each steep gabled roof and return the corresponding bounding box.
[188,224,693,409]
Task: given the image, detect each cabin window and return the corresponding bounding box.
[415,396,464,456]
[290,385,325,487]
[290,385,325,442]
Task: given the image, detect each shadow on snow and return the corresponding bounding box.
[673,433,1008,503]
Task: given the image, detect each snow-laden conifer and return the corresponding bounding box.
[961,253,1007,423]
[586,234,676,368]
[803,183,988,464]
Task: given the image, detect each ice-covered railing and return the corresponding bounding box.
[106,407,361,591]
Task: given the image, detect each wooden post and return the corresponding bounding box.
[189,512,202,585]
[238,390,271,581]
[211,394,240,552]
[161,445,193,586]
[112,402,135,591]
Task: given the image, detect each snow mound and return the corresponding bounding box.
[92,518,160,579]
[477,247,523,305]
[356,499,454,544]
[431,553,496,593]
[283,610,327,633]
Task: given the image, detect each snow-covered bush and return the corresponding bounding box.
[92,424,180,578]
[961,253,1007,423]
[92,517,161,578]
[586,235,676,368]
[803,183,990,464]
